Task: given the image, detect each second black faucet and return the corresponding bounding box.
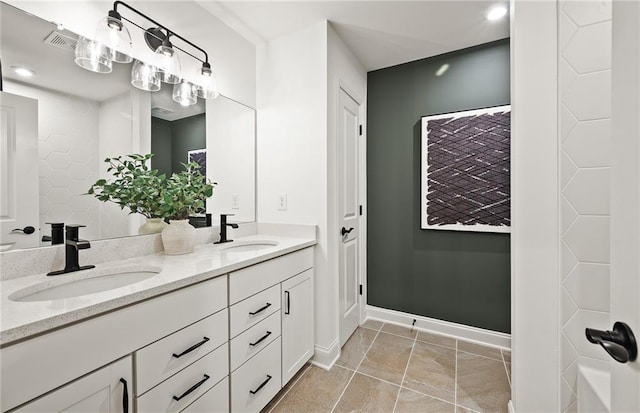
[214,214,238,244]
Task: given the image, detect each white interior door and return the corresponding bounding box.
[0,91,39,250]
[610,2,640,411]
[338,88,361,347]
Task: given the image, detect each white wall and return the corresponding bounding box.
[558,1,613,412]
[510,1,560,411]
[4,80,101,241]
[256,20,333,362]
[6,0,256,108]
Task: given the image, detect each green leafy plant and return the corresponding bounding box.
[88,154,167,218]
[160,162,216,219]
[158,162,216,220]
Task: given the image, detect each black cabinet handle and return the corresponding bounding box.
[249,302,272,316]
[172,337,210,358]
[249,331,272,347]
[249,375,272,395]
[119,378,128,413]
[172,374,210,401]
[284,291,290,315]
[341,227,354,236]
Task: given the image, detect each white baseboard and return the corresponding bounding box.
[508,400,515,413]
[310,338,340,370]
[366,305,511,349]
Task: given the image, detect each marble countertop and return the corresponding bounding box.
[0,234,316,346]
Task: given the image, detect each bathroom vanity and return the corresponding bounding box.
[0,232,315,413]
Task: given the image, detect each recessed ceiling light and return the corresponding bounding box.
[435,64,450,77]
[12,66,35,77]
[487,5,508,21]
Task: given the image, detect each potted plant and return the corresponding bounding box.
[157,162,216,255]
[87,154,168,235]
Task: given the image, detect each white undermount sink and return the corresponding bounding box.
[9,265,161,302]
[220,240,279,252]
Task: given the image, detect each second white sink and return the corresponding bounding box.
[220,240,279,252]
[10,265,161,302]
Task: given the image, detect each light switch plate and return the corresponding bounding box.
[278,193,287,211]
[231,194,239,209]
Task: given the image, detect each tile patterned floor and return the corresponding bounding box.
[263,321,511,413]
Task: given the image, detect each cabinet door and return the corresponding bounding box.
[14,356,132,413]
[281,269,314,384]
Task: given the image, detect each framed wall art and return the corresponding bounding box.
[421,105,511,233]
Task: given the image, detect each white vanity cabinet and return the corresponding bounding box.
[14,356,133,413]
[228,247,314,412]
[282,268,314,384]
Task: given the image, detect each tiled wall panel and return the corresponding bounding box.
[559,1,612,411]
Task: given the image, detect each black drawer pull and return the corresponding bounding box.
[119,378,128,413]
[249,374,273,395]
[172,337,210,358]
[249,302,272,316]
[172,374,210,401]
[284,291,290,315]
[249,331,272,347]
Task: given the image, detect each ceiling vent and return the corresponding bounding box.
[44,31,77,54]
[152,106,175,116]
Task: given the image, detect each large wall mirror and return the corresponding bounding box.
[0,1,256,251]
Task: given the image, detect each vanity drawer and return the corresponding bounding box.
[230,310,281,371]
[136,308,228,395]
[137,343,228,413]
[181,376,229,413]
[231,336,282,413]
[230,284,280,338]
[229,247,313,304]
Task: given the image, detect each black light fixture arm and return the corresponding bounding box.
[111,0,209,65]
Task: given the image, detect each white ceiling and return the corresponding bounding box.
[204,1,510,71]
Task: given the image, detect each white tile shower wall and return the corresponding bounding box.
[559,1,613,412]
[4,81,101,241]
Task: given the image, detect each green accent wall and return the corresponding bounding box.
[151,113,206,176]
[151,118,173,177]
[366,39,511,333]
[170,113,206,174]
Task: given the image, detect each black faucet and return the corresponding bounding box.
[47,225,95,276]
[214,214,239,244]
[42,222,65,245]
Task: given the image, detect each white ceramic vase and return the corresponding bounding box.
[161,219,196,255]
[138,218,168,235]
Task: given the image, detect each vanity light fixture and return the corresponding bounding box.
[74,0,219,105]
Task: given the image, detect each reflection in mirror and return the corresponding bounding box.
[0,2,256,251]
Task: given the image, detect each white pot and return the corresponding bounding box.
[138,218,168,235]
[161,219,196,255]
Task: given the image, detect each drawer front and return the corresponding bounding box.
[230,311,281,372]
[229,247,313,304]
[137,343,228,413]
[230,284,280,338]
[231,337,282,413]
[181,377,229,413]
[136,309,228,395]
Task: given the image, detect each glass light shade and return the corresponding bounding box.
[155,44,181,84]
[172,80,197,106]
[95,15,132,63]
[74,36,112,73]
[131,60,161,92]
[196,69,219,99]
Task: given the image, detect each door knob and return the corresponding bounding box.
[341,227,354,236]
[586,321,637,363]
[11,226,35,235]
